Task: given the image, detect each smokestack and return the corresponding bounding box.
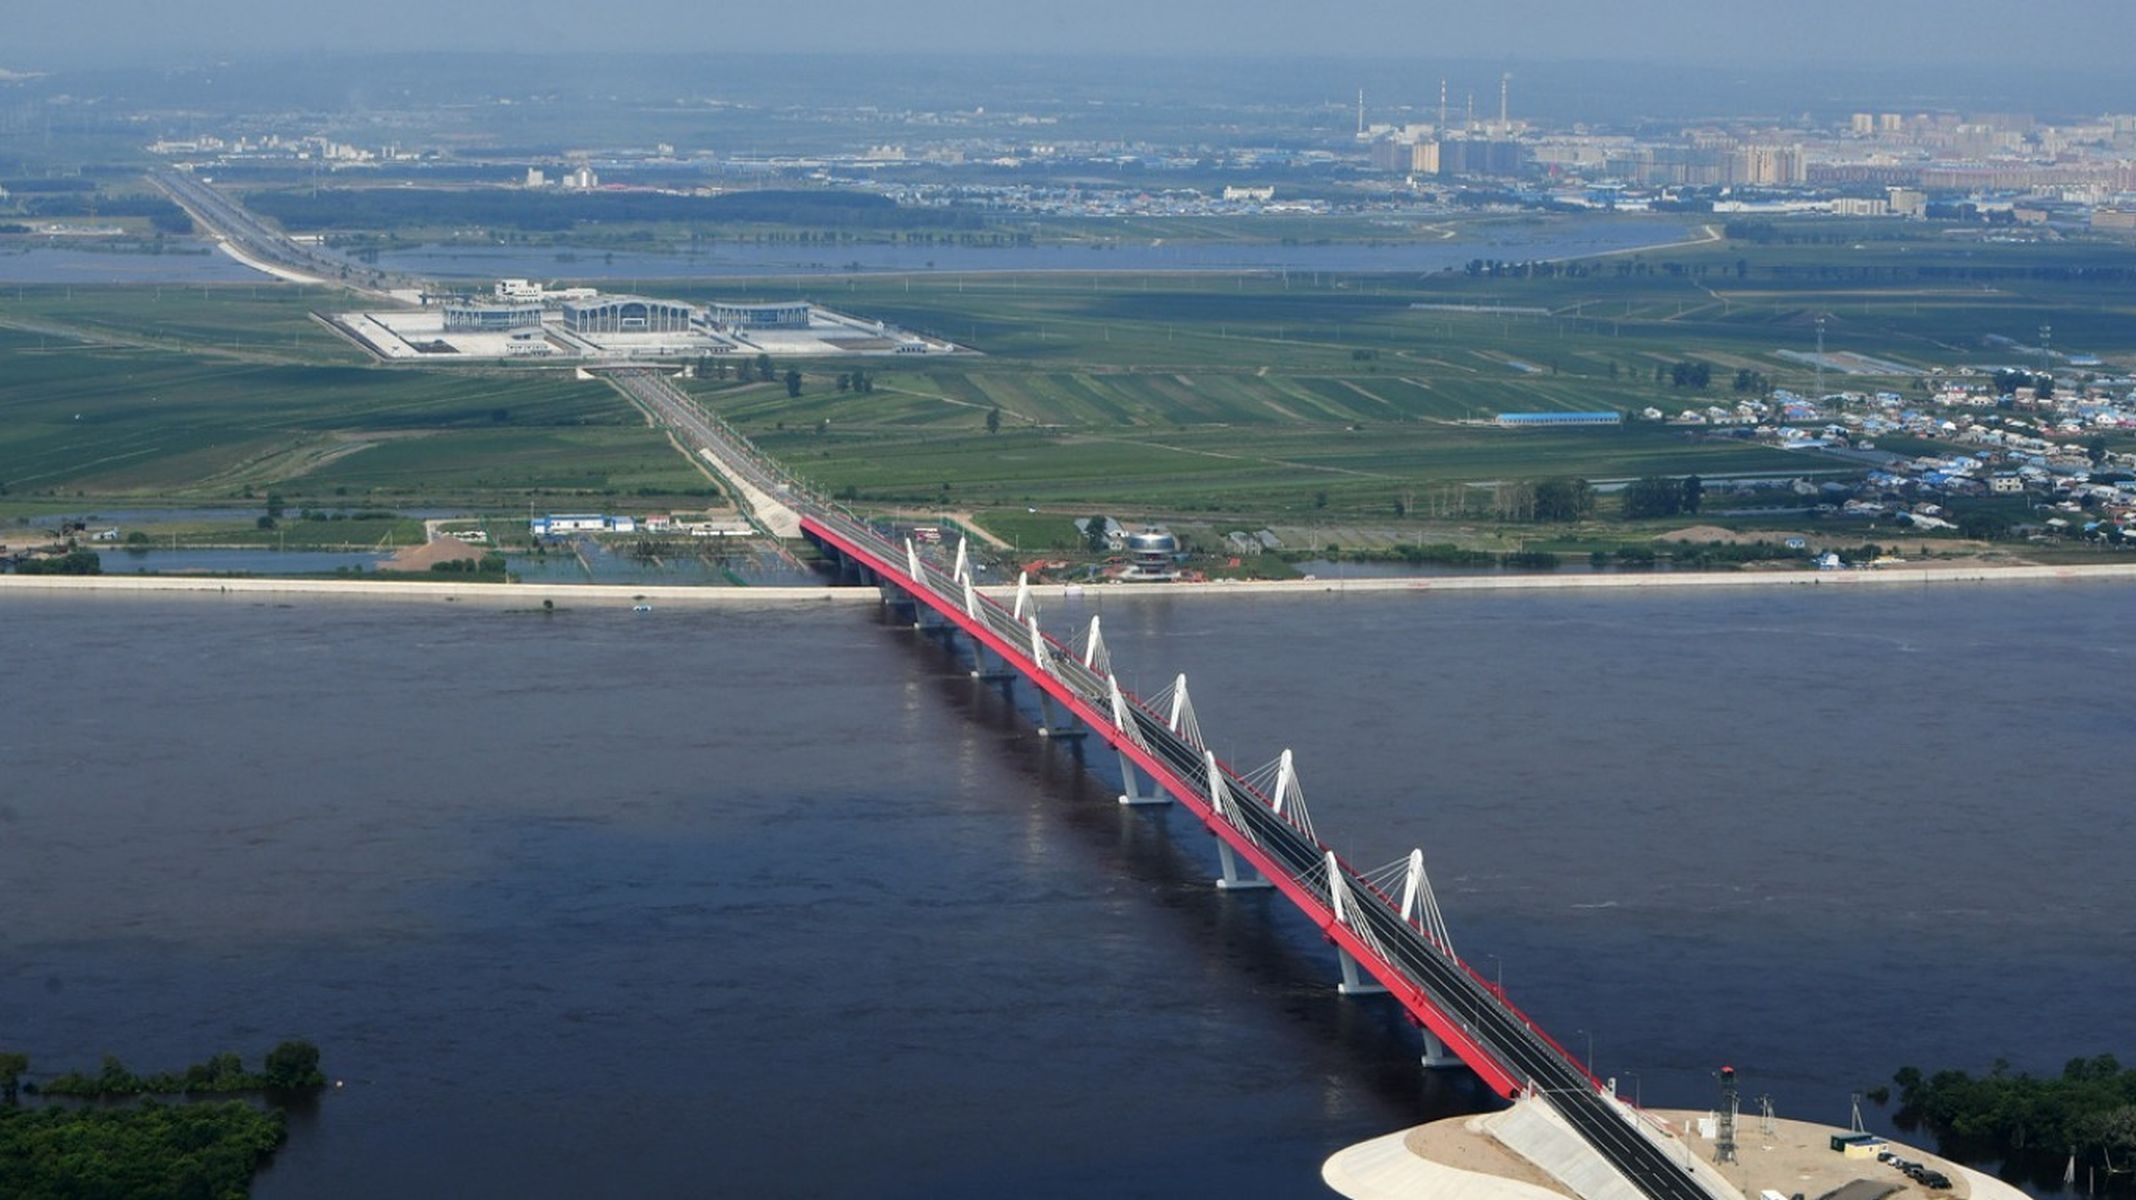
[1357,88,1365,137]
[1499,72,1510,133]
[1439,78,1448,131]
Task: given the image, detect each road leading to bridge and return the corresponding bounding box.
[598,368,806,539]
[150,168,418,298]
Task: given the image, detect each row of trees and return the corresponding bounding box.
[30,1041,325,1099]
[695,352,777,383]
[1622,475,1705,520]
[1471,476,1716,524]
[1893,1056,2136,1162]
[1661,360,1713,389]
[10,550,100,576]
[1992,368,2055,399]
[694,355,877,401]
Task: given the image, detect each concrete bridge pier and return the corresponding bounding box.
[1338,949,1389,996]
[1419,1029,1460,1070]
[966,634,1016,682]
[879,586,920,627]
[1215,840,1273,891]
[1034,692,1086,740]
[1116,751,1168,806]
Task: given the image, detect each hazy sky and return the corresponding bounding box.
[8,0,2133,67]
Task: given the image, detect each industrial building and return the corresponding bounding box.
[529,513,637,536]
[561,296,694,335]
[443,303,544,333]
[1495,411,1623,428]
[707,301,812,329]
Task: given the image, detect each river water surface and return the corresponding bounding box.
[0,215,1695,284]
[1,584,2130,1197]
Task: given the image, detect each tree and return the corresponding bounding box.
[2087,435,2109,466]
[1532,477,1594,523]
[1084,515,1111,553]
[1622,476,1683,520]
[1681,474,1703,515]
[265,492,286,520]
[837,373,851,393]
[985,405,1001,434]
[1959,511,2011,540]
[0,1051,26,1104]
[784,369,802,398]
[755,353,775,382]
[262,1040,325,1090]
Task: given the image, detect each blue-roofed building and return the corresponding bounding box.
[1494,411,1623,428]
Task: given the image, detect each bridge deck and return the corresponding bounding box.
[573,365,1719,1200]
[802,512,1729,1200]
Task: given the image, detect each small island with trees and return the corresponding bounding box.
[0,1041,325,1199]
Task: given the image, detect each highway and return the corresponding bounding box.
[598,368,807,538]
[149,168,416,296]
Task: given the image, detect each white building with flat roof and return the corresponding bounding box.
[562,296,694,335]
[708,301,811,329]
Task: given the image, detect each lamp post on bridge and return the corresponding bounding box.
[1622,1070,1642,1108]
[1485,953,1503,999]
[1575,1028,1595,1081]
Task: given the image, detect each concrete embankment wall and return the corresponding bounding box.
[1012,561,2136,602]
[0,575,872,608]
[6,561,2134,609]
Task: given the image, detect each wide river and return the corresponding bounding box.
[0,215,1695,284]
[2,583,2129,1198]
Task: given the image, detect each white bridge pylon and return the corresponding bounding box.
[1146,674,1203,749]
[1012,571,1033,621]
[1238,749,1317,843]
[1207,749,1271,891]
[1080,615,1112,676]
[1110,673,1166,807]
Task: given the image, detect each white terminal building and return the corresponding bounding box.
[336,284,969,363]
[561,296,695,335]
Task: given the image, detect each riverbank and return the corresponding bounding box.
[1018,558,2136,600]
[7,559,2135,606]
[0,575,869,606]
[1323,1107,2028,1200]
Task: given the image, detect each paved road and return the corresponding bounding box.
[150,169,418,297]
[599,368,807,539]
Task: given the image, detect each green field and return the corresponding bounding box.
[10,219,2136,550]
[0,323,715,508]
